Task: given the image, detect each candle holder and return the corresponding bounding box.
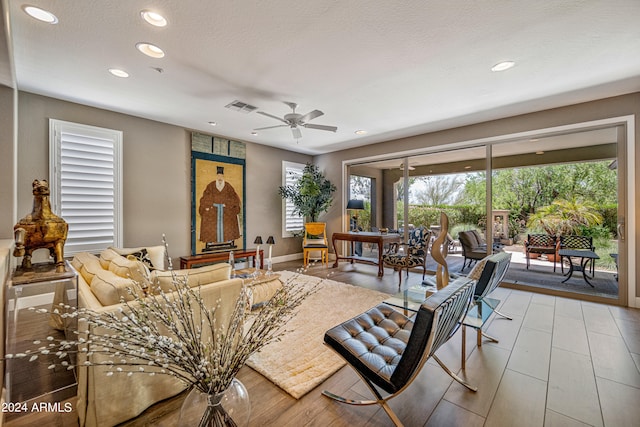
[266,236,275,276]
[253,236,263,278]
[228,250,235,278]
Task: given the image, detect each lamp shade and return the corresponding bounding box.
[254,236,263,244]
[266,236,275,245]
[347,199,365,210]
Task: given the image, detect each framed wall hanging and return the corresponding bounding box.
[191,133,246,255]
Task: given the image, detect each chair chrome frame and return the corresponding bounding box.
[322,278,476,427]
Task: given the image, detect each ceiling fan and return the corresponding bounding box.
[254,102,337,139]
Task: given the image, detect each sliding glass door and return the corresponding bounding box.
[346,121,629,305]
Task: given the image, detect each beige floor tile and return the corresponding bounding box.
[499,291,532,318]
[507,327,552,381]
[612,316,640,354]
[552,314,590,356]
[596,376,640,427]
[425,400,485,427]
[443,344,510,417]
[547,347,603,427]
[544,409,592,427]
[531,293,556,307]
[483,313,523,352]
[582,303,621,337]
[588,331,640,388]
[555,297,584,321]
[485,369,547,427]
[631,352,640,371]
[523,302,555,333]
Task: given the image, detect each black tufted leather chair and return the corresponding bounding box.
[322,276,476,426]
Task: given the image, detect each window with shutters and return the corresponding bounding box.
[49,119,123,255]
[282,161,304,237]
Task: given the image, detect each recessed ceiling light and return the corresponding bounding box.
[108,68,129,78]
[491,61,515,72]
[464,165,472,170]
[536,151,545,155]
[136,42,165,58]
[22,5,58,24]
[208,121,217,126]
[354,130,367,135]
[140,10,167,27]
[251,131,258,136]
[530,138,539,142]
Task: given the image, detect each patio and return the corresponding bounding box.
[426,246,619,299]
[354,243,619,300]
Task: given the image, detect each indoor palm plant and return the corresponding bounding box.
[279,163,336,222]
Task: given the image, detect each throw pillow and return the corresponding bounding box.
[72,252,104,285]
[124,248,155,269]
[150,263,231,293]
[110,246,166,271]
[99,248,122,270]
[107,253,150,284]
[90,270,141,306]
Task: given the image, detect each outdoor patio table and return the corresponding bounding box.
[558,249,600,287]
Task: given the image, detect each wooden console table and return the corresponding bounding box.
[180,249,263,269]
[332,231,402,277]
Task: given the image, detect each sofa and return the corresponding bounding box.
[68,245,243,427]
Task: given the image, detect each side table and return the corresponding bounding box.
[4,261,78,404]
[180,249,264,269]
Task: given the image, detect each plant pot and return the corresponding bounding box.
[179,379,251,427]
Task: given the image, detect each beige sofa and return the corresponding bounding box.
[69,246,243,427]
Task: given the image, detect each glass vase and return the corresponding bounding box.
[178,379,250,427]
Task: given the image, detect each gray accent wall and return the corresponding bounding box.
[0,84,15,238]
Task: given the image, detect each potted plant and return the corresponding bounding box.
[278,163,336,223]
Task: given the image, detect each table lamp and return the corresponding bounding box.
[347,199,365,231]
[253,236,263,276]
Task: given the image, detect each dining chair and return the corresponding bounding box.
[302,222,329,267]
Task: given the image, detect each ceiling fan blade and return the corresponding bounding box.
[291,127,302,139]
[303,123,337,132]
[256,111,287,124]
[300,109,324,122]
[253,125,287,131]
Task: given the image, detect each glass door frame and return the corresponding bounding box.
[341,115,636,307]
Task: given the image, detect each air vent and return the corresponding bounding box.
[224,100,258,113]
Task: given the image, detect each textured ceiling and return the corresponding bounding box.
[7,0,640,154]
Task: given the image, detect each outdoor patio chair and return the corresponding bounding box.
[322,276,476,426]
[559,235,595,275]
[524,234,558,272]
[458,230,488,271]
[382,227,432,287]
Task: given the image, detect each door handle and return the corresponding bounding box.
[617,223,624,241]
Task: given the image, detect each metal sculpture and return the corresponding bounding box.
[14,179,68,272]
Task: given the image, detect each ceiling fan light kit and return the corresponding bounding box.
[254,102,338,140]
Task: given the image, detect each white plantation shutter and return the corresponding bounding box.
[49,119,122,255]
[282,161,304,236]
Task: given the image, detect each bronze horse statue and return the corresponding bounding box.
[14,179,68,272]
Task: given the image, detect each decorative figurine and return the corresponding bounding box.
[13,179,68,273]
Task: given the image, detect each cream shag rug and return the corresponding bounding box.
[246,270,389,399]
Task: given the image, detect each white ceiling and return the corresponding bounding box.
[6,0,640,155]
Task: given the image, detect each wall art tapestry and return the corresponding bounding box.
[191,133,246,255]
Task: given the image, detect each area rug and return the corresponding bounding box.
[246,270,389,399]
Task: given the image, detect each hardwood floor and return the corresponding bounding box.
[5,259,640,426]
